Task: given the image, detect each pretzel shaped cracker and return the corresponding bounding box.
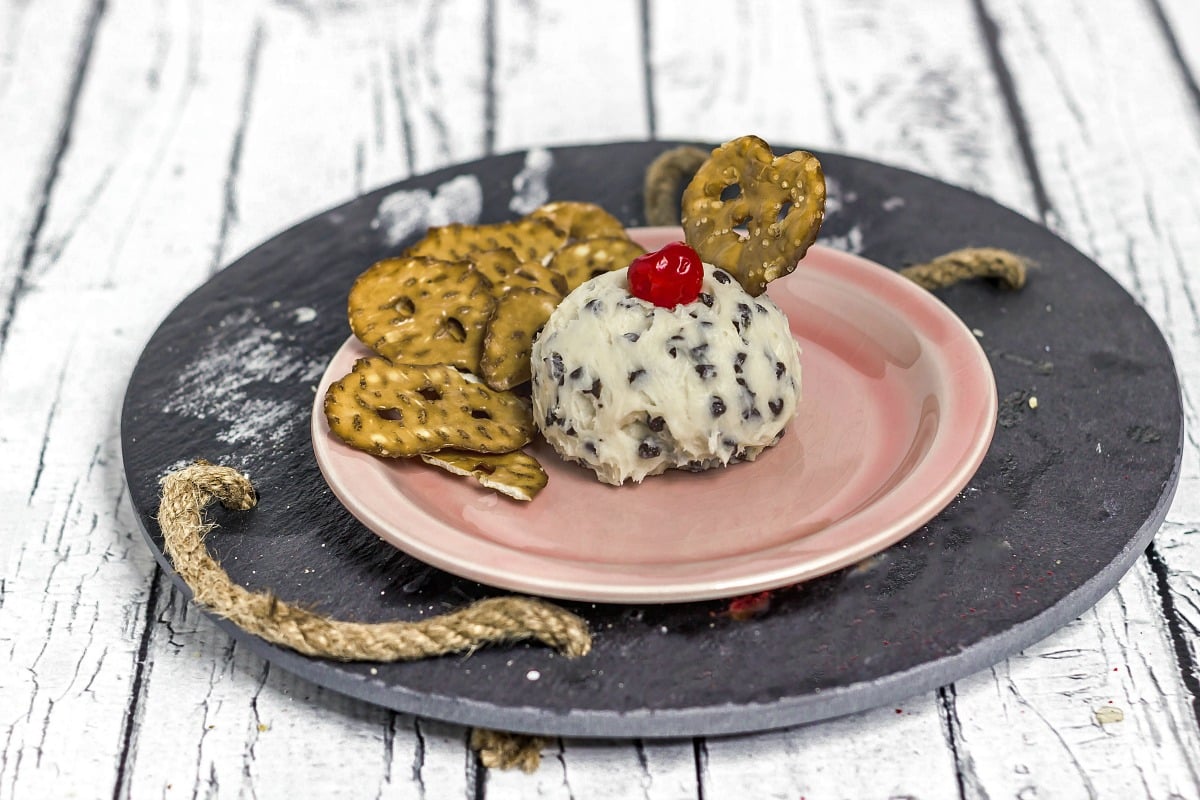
[480,287,561,391]
[324,358,533,457]
[406,218,568,264]
[681,135,825,296]
[420,449,548,501]
[348,257,494,373]
[529,201,627,242]
[547,236,647,293]
[471,248,567,298]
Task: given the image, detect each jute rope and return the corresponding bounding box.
[899,247,1027,291]
[470,729,551,773]
[643,147,1031,290]
[157,463,592,661]
[157,462,590,771]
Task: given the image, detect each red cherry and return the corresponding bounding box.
[627,241,704,308]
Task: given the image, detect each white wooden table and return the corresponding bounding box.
[3,1,1200,797]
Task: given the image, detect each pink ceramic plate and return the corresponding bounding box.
[311,228,997,603]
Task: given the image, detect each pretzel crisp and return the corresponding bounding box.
[348,257,494,373]
[547,236,647,294]
[529,201,628,242]
[681,135,825,296]
[324,357,533,457]
[480,287,561,391]
[470,248,567,298]
[406,218,568,264]
[420,450,549,501]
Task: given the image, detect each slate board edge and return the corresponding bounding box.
[124,429,1179,739]
[117,140,1186,739]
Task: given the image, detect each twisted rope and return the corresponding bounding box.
[156,462,591,661]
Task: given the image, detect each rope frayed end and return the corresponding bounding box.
[470,729,549,773]
[900,247,1030,292]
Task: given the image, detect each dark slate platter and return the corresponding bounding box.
[121,142,1183,738]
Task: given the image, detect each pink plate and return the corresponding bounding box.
[311,229,997,603]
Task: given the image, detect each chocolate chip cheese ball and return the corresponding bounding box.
[530,262,802,485]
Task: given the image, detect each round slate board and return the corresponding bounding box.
[121,142,1183,738]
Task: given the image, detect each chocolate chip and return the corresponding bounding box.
[668,347,678,358]
[698,292,714,308]
[711,396,727,417]
[755,303,768,314]
[550,352,564,385]
[628,369,645,384]
[769,398,785,416]
[638,440,662,459]
[585,441,598,455]
[734,352,747,374]
[700,320,714,328]
[722,437,737,449]
[569,366,583,380]
[690,343,709,359]
[669,333,685,341]
[585,298,603,313]
[714,270,732,284]
[695,364,716,379]
[734,303,752,333]
[647,415,665,432]
[585,378,602,398]
[565,426,577,437]
[742,407,762,421]
[624,332,640,343]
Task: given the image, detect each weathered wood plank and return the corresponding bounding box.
[73,1,488,797]
[490,0,650,152]
[963,3,1200,793]
[223,0,492,264]
[1155,0,1200,126]
[0,0,100,356]
[700,701,960,799]
[954,566,1200,798]
[650,0,1035,215]
[6,0,1200,797]
[0,1,200,797]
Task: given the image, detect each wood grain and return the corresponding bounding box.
[3,0,1199,797]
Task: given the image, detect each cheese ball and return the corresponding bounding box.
[530,264,801,485]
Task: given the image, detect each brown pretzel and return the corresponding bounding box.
[324,357,533,457]
[681,135,825,296]
[347,257,494,373]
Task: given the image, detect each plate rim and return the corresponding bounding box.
[310,233,998,602]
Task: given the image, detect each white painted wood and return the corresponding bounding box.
[700,701,960,799]
[223,0,492,265]
[0,0,97,340]
[954,566,1200,798]
[491,0,650,152]
[4,0,1200,796]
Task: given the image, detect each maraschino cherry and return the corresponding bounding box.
[627,241,704,308]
